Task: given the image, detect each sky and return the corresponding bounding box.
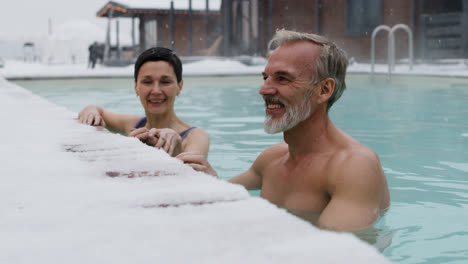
[0,0,108,40]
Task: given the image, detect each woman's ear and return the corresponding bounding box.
[134,81,139,97]
[317,78,335,104]
[177,80,184,96]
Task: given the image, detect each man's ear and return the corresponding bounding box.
[317,78,335,104]
[177,80,184,96]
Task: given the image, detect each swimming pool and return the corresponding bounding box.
[14,74,468,264]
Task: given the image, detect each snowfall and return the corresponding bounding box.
[0,59,399,264]
[2,25,468,263]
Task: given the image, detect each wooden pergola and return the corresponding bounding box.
[96,0,221,65]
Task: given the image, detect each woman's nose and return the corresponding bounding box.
[150,84,163,94]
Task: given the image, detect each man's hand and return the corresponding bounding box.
[78,106,106,127]
[128,127,182,157]
[176,152,218,177]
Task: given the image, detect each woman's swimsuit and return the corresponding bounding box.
[134,117,196,140]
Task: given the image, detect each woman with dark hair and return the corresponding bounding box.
[78,47,209,157]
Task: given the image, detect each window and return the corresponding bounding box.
[345,0,383,36]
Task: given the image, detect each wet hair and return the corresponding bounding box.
[134,47,182,83]
[268,29,348,111]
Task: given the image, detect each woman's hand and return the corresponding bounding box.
[128,127,182,157]
[176,152,218,177]
[78,105,106,127]
[149,128,183,157]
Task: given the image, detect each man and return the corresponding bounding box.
[177,29,390,232]
[88,42,98,69]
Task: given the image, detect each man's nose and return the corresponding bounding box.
[259,79,277,96]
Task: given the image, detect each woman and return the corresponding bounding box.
[78,47,209,157]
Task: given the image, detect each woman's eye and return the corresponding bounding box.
[143,80,152,84]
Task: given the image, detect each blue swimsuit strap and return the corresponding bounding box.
[134,117,147,129]
[179,127,197,141]
[134,117,196,141]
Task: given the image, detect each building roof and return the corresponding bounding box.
[97,0,222,18]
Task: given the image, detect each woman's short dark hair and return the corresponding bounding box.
[134,47,183,83]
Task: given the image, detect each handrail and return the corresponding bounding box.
[389,24,413,71]
[371,24,414,79]
[371,25,391,78]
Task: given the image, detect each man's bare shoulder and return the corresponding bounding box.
[252,142,288,169]
[327,139,389,209]
[327,141,385,189]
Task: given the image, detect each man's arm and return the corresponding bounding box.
[176,151,262,188]
[229,143,286,190]
[228,166,262,190]
[317,150,389,232]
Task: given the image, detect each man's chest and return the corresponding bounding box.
[259,158,331,213]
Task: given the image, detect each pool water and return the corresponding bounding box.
[14,74,468,264]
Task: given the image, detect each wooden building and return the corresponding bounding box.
[96,0,222,65]
[225,0,468,62]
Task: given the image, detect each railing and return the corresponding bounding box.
[371,25,391,78]
[371,24,413,79]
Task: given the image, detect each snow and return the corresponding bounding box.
[0,77,392,263]
[1,57,468,80]
[112,0,222,11]
[350,60,468,78]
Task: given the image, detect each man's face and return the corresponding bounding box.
[260,41,321,134]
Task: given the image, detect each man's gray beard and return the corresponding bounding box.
[264,89,314,134]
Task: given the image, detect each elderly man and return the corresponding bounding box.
[178,29,390,232]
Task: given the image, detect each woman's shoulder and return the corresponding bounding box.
[182,127,208,140]
[181,127,210,156]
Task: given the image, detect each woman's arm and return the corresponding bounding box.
[143,127,210,157]
[181,128,210,157]
[78,105,141,134]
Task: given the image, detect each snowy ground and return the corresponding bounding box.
[0,65,393,262]
[1,57,468,80]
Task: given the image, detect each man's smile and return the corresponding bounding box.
[265,97,286,114]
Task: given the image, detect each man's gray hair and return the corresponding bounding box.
[268,29,348,111]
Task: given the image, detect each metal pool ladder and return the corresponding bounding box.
[371,24,413,79]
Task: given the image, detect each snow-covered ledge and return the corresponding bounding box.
[0,77,392,263]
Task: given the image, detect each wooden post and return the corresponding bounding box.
[462,0,468,58]
[248,0,253,55]
[238,1,244,52]
[105,7,113,61]
[315,0,320,34]
[205,0,209,49]
[418,0,425,60]
[267,0,272,44]
[116,19,120,60]
[257,0,262,55]
[170,1,175,50]
[158,18,165,47]
[223,0,231,56]
[410,0,415,30]
[132,16,135,52]
[189,0,193,55]
[139,16,145,51]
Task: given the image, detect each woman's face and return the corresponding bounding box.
[134,61,183,116]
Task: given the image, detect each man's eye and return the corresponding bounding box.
[143,80,152,84]
[278,76,289,82]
